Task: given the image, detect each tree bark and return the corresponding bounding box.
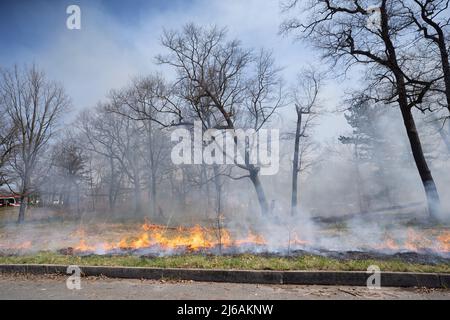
[151,170,157,217]
[249,168,269,216]
[291,111,302,216]
[17,173,30,224]
[17,195,27,223]
[108,157,117,211]
[398,82,441,219]
[354,142,366,213]
[438,41,450,113]
[147,120,158,217]
[212,165,222,215]
[133,176,142,215]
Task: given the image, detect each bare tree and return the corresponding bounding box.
[398,0,450,154]
[157,24,284,216]
[403,0,450,114]
[49,133,87,214]
[78,104,144,215]
[0,115,16,186]
[0,65,69,223]
[281,0,443,219]
[78,108,119,211]
[289,69,321,216]
[108,76,173,217]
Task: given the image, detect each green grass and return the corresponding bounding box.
[0,252,449,273]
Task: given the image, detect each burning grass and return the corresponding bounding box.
[1,213,450,273]
[0,251,449,273]
[1,218,449,256]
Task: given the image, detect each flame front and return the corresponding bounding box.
[73,222,273,253]
[437,231,450,252]
[375,228,449,253]
[3,220,449,256]
[69,223,450,255]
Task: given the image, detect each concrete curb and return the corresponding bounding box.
[0,264,449,288]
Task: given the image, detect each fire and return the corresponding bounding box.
[6,219,444,256]
[17,241,32,250]
[385,238,399,251]
[218,229,232,247]
[71,222,273,253]
[131,233,151,249]
[437,231,450,252]
[74,239,96,252]
[375,228,449,253]
[404,228,432,252]
[234,231,266,246]
[290,232,309,246]
[376,234,400,251]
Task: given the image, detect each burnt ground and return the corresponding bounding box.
[34,244,450,265]
[291,249,450,265]
[0,273,449,300]
[139,248,450,265]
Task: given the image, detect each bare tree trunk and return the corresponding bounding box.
[108,157,116,210]
[212,164,223,252]
[18,173,30,223]
[291,112,302,216]
[381,6,442,219]
[438,42,450,113]
[249,168,269,216]
[18,195,27,223]
[89,177,96,212]
[151,171,157,217]
[398,80,441,219]
[133,176,142,215]
[212,165,222,214]
[147,120,158,217]
[354,143,366,213]
[76,183,81,215]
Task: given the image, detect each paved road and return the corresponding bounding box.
[0,274,449,300]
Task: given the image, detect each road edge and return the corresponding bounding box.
[0,264,449,288]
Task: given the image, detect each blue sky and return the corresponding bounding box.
[1,0,183,63]
[0,0,347,139]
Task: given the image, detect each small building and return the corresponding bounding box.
[0,194,21,207]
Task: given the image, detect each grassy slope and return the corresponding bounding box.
[0,252,449,273]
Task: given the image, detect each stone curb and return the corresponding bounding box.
[0,264,449,288]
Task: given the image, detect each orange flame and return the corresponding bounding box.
[234,231,266,246]
[17,241,32,250]
[74,239,96,252]
[376,234,400,251]
[71,221,277,253]
[437,231,450,252]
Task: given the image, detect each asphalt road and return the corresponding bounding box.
[0,274,449,300]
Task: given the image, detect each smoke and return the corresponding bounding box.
[1,65,449,261]
[1,1,449,261]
